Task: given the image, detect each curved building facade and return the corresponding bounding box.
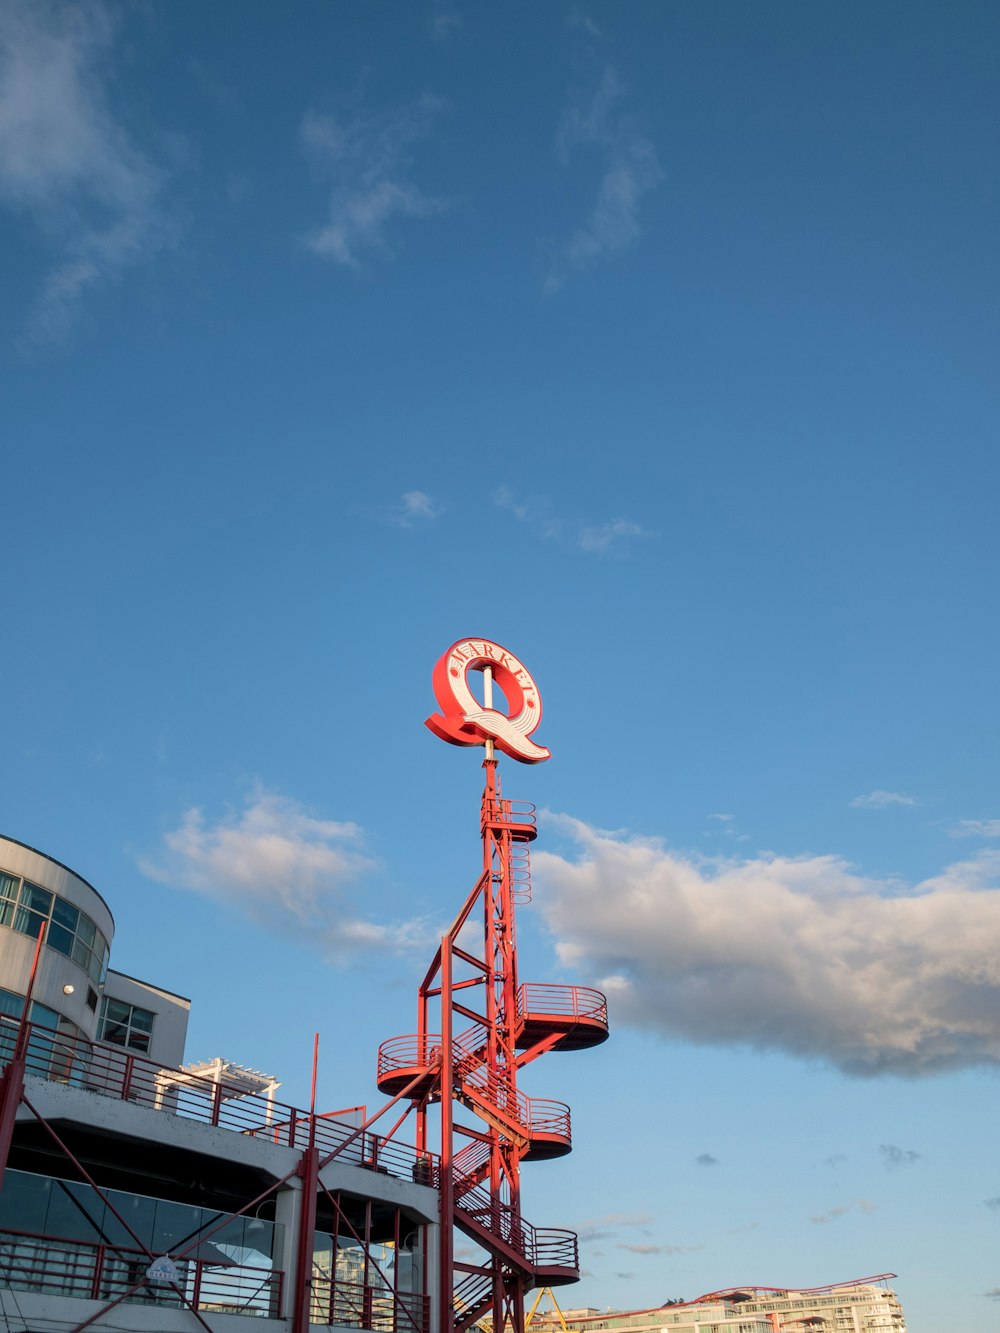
[0,836,114,1049]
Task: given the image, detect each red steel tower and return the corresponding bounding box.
[377,638,609,1333]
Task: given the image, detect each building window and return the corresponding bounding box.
[0,987,87,1083]
[0,868,109,986]
[100,997,155,1052]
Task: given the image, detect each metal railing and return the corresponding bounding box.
[0,1227,282,1317]
[376,1026,571,1149]
[310,1274,430,1333]
[0,1015,437,1187]
[516,983,609,1024]
[482,799,537,831]
[453,1183,578,1274]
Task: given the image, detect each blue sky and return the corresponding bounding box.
[1,1,999,1327]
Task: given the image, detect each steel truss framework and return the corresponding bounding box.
[377,751,609,1333]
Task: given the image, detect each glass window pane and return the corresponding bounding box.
[77,915,96,947]
[127,1031,151,1052]
[0,1169,50,1232]
[0,899,14,928]
[99,1189,156,1252]
[0,987,24,1019]
[30,1001,60,1029]
[19,882,52,914]
[72,938,90,968]
[13,906,46,938]
[0,872,19,900]
[102,1022,128,1045]
[130,1007,155,1033]
[154,1199,206,1254]
[87,950,101,983]
[48,923,74,956]
[52,897,79,930]
[104,998,131,1025]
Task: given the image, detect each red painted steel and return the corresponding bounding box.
[380,640,610,1333]
[0,1227,283,1316]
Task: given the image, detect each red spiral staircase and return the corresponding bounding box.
[376,783,608,1333]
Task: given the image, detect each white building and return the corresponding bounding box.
[534,1280,907,1333]
[0,835,441,1332]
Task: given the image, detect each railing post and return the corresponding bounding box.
[192,1258,204,1310]
[210,1082,223,1126]
[91,1244,105,1300]
[121,1055,134,1101]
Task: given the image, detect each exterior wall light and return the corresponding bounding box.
[63,984,75,996]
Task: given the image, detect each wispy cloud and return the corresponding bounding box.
[810,1199,877,1225]
[849,790,917,809]
[300,94,446,267]
[429,0,462,41]
[880,1143,921,1170]
[0,0,180,341]
[568,10,603,39]
[547,66,661,291]
[984,1289,1000,1301]
[983,1197,1000,1211]
[949,818,1000,839]
[695,1153,718,1167]
[139,787,431,961]
[617,1241,699,1256]
[536,817,1000,1076]
[577,1210,653,1244]
[383,489,443,529]
[494,486,650,556]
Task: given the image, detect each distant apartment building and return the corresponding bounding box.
[534,1277,906,1333]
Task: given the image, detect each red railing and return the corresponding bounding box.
[0,1015,437,1187]
[310,1273,430,1333]
[453,1183,578,1274]
[0,1227,282,1316]
[377,1026,571,1148]
[482,798,537,831]
[517,983,609,1024]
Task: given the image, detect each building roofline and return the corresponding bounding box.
[107,968,191,1005]
[0,835,116,927]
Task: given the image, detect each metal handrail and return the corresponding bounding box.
[453,1183,578,1272]
[482,798,537,829]
[516,982,609,1023]
[0,1226,283,1316]
[0,1015,438,1186]
[378,1026,571,1144]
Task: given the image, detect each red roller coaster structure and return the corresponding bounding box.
[377,638,609,1333]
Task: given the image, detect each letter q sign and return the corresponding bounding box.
[425,638,551,764]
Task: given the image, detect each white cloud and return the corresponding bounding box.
[949,818,1000,839]
[547,66,662,290]
[139,788,430,961]
[578,518,648,555]
[879,1143,921,1170]
[809,1199,877,1225]
[849,790,918,809]
[397,490,442,527]
[494,486,650,556]
[568,10,603,39]
[535,817,1000,1076]
[0,0,179,340]
[300,95,446,267]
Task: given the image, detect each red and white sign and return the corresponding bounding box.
[425,638,551,764]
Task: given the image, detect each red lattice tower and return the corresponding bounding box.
[377,639,609,1333]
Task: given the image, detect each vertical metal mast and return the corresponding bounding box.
[377,638,610,1333]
